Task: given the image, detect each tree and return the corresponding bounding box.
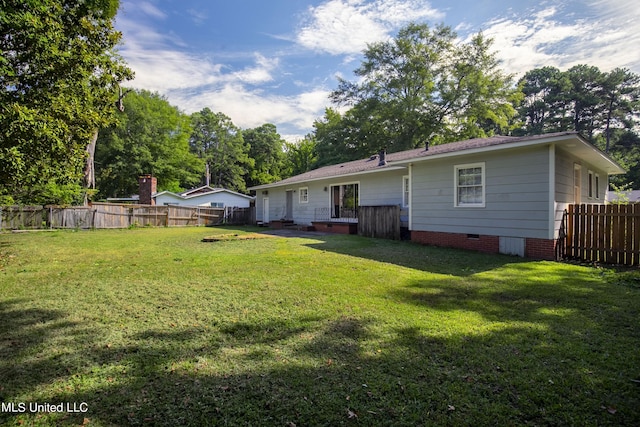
[95,90,203,198]
[283,136,317,177]
[0,0,133,205]
[515,66,571,135]
[605,129,640,188]
[565,65,606,141]
[329,23,518,160]
[600,68,640,153]
[515,64,640,187]
[243,123,285,188]
[189,109,253,193]
[313,108,359,167]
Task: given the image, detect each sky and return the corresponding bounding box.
[114,0,640,142]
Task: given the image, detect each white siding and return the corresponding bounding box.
[254,169,407,225]
[155,192,252,208]
[553,147,609,238]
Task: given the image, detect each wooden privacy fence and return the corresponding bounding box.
[358,205,401,240]
[563,203,640,266]
[0,203,253,230]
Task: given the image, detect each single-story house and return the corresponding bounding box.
[154,185,255,208]
[249,131,624,259]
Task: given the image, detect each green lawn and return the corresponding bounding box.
[0,227,638,426]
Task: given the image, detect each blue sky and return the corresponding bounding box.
[115,0,640,141]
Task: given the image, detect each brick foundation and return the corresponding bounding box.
[410,230,557,260]
[269,220,294,229]
[411,230,499,254]
[311,221,357,234]
[524,238,556,260]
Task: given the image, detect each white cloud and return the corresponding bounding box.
[117,15,330,134]
[233,54,279,85]
[475,2,640,76]
[134,1,167,20]
[296,0,443,55]
[187,8,208,25]
[120,39,223,92]
[171,84,331,136]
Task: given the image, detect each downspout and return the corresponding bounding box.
[548,144,556,240]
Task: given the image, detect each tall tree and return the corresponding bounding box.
[95,90,203,198]
[244,123,285,187]
[515,66,571,135]
[517,65,640,145]
[516,64,640,187]
[313,108,362,167]
[565,65,606,141]
[329,23,518,159]
[283,136,317,177]
[600,68,640,153]
[0,0,133,205]
[189,109,253,193]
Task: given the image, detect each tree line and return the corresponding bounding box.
[94,91,306,199]
[1,2,639,205]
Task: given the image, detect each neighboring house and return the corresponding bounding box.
[249,132,624,260]
[605,189,640,204]
[154,185,254,208]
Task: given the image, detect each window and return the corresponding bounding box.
[588,170,594,198]
[210,202,224,208]
[595,174,600,199]
[574,164,582,204]
[299,187,309,203]
[455,163,485,207]
[402,176,410,208]
[331,183,359,219]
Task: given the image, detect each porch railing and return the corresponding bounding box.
[314,207,358,223]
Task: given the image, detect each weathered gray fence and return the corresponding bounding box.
[358,205,401,240]
[0,203,254,230]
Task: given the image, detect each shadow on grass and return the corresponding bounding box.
[294,233,528,277]
[0,299,86,400]
[1,288,639,426]
[1,231,638,425]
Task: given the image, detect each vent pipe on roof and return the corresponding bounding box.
[378,148,387,166]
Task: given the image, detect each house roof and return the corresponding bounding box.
[249,132,625,190]
[155,186,254,200]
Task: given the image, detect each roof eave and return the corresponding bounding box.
[248,165,407,191]
[391,133,625,175]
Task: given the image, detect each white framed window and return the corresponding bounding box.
[210,202,224,208]
[574,164,582,204]
[454,162,485,207]
[299,187,309,203]
[588,170,594,198]
[595,174,600,199]
[402,176,410,208]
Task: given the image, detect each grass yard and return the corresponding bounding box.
[0,226,639,426]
